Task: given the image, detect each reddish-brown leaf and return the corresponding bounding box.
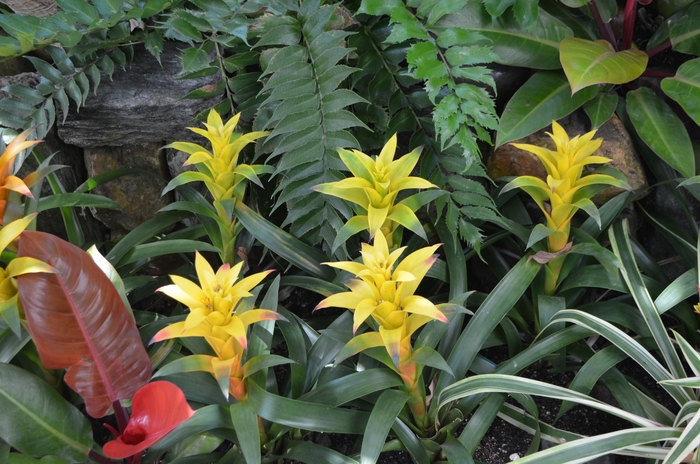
[17,231,151,418]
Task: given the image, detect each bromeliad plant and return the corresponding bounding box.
[162,110,272,265]
[150,251,285,402]
[313,135,465,443]
[501,121,628,294]
[313,134,441,251]
[316,230,448,431]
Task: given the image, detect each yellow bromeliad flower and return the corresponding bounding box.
[152,252,282,349]
[164,110,272,202]
[0,129,42,225]
[501,121,626,253]
[0,214,56,334]
[316,232,447,367]
[162,111,272,264]
[312,135,438,250]
[151,252,284,399]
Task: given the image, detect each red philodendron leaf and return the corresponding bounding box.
[103,381,195,459]
[17,231,152,418]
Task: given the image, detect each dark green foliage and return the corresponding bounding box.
[0,0,502,255]
[253,0,367,256]
[0,0,172,139]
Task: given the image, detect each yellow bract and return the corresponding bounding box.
[313,134,437,249]
[166,111,271,202]
[316,232,446,366]
[0,129,41,225]
[152,251,281,349]
[163,110,272,265]
[0,214,56,331]
[502,121,625,253]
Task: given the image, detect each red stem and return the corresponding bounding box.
[647,40,672,58]
[621,0,636,50]
[113,400,130,433]
[589,0,618,50]
[642,69,675,78]
[88,450,114,464]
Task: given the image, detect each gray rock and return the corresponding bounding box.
[84,143,170,233]
[0,0,58,17]
[58,41,223,147]
[0,72,40,97]
[17,126,107,243]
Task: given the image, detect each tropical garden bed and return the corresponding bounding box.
[1,0,700,463]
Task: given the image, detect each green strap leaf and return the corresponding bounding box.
[496,70,598,147]
[434,255,540,397]
[361,390,410,464]
[610,220,690,386]
[281,439,359,464]
[246,381,369,434]
[235,201,334,280]
[37,193,119,212]
[0,363,92,461]
[510,427,681,464]
[662,57,700,127]
[626,87,695,179]
[229,402,260,464]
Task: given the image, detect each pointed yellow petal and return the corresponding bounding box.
[158,279,205,309]
[337,147,374,181]
[184,307,209,330]
[353,298,379,333]
[378,134,398,166]
[5,257,55,278]
[194,252,216,295]
[367,204,389,239]
[211,356,235,400]
[387,145,422,182]
[2,176,33,198]
[405,314,435,338]
[151,321,188,343]
[315,291,365,311]
[0,214,35,252]
[379,325,403,368]
[221,316,248,350]
[402,295,448,322]
[232,269,273,294]
[238,309,285,326]
[325,261,367,276]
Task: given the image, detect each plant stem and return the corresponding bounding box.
[113,399,130,433]
[621,0,636,50]
[642,69,675,78]
[88,450,114,464]
[646,41,672,58]
[589,0,618,50]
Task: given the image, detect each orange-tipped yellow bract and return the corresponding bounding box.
[316,232,446,368]
[152,251,283,399]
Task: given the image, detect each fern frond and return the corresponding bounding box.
[255,0,367,256]
[352,1,503,252]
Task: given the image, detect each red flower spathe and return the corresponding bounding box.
[103,381,195,459]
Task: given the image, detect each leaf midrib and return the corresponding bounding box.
[0,387,89,455]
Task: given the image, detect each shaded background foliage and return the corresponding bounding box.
[0,0,501,257]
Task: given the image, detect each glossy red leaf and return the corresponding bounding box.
[103,381,195,459]
[17,230,151,418]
